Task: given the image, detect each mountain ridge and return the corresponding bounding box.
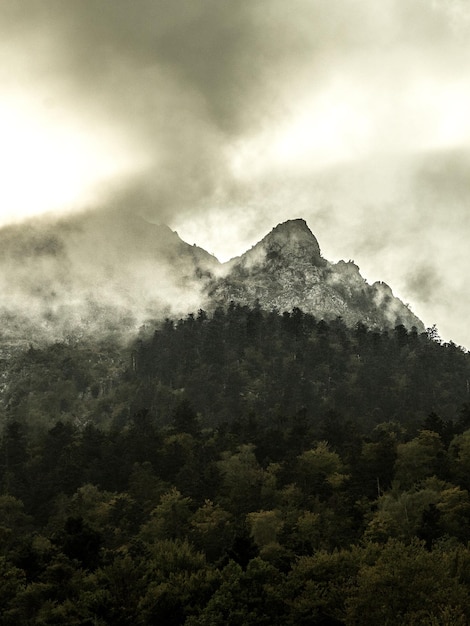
[209,218,423,332]
[0,213,424,345]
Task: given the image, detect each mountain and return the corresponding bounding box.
[3,218,470,626]
[208,218,424,331]
[0,211,220,344]
[0,213,423,349]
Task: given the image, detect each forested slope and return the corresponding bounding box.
[1,305,470,623]
[133,304,469,431]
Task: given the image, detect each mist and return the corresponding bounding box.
[1,1,470,347]
[0,212,219,345]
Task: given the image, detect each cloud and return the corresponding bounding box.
[1,0,470,346]
[2,1,469,212]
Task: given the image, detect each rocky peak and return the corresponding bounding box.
[227,218,322,273]
[208,217,424,332]
[258,218,321,257]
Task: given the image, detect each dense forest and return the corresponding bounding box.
[1,304,470,624]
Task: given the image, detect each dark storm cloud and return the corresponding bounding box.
[31,1,265,132]
[2,1,275,222]
[3,0,457,220]
[0,2,256,219]
[1,0,470,346]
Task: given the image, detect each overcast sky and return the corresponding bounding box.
[1,0,470,347]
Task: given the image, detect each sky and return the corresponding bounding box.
[1,0,470,348]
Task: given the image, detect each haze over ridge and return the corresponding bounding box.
[0,212,424,349]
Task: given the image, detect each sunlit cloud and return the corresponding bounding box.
[229,64,470,183]
[0,95,147,225]
[229,84,374,179]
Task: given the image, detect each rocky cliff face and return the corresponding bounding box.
[0,213,424,345]
[208,219,424,331]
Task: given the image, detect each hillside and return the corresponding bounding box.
[1,304,470,623]
[1,215,468,624]
[2,304,468,435]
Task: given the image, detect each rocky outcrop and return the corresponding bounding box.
[207,219,424,331]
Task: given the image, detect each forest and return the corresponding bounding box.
[1,303,470,624]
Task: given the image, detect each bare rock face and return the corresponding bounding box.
[235,218,322,264]
[207,219,424,332]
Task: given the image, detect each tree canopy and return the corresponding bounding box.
[1,304,470,623]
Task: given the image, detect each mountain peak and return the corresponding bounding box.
[209,217,424,332]
[261,218,321,257]
[223,218,323,276]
